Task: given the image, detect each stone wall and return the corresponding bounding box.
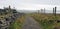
[0,7,22,29]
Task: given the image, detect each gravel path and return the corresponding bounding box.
[22,16,42,29]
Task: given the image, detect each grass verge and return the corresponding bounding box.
[9,15,25,29]
[29,13,60,29]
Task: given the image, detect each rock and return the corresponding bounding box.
[0,19,9,29]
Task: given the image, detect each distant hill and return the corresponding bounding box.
[17,10,37,13]
[17,10,60,14]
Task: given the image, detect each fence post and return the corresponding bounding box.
[55,7,57,16]
[44,8,45,14]
[53,8,54,14]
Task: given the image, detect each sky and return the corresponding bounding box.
[0,0,60,10]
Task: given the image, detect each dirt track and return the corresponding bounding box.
[22,16,42,29]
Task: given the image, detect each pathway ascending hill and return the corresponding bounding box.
[22,16,42,29]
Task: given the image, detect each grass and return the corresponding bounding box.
[9,15,25,29]
[29,13,60,29]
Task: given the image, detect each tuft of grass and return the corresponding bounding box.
[9,21,22,29]
[9,15,25,29]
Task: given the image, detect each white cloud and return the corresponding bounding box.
[0,0,60,10]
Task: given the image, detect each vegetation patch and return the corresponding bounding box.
[9,15,25,29]
[29,13,60,29]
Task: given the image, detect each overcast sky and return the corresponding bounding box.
[0,0,60,10]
